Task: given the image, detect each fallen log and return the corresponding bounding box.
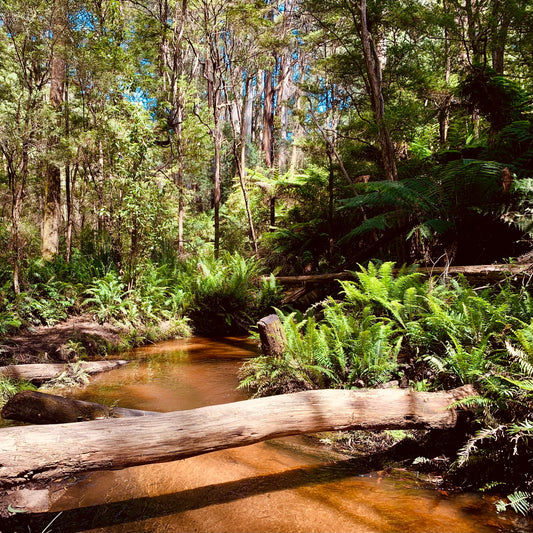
[0,385,475,488]
[0,360,129,384]
[1,390,157,424]
[270,263,533,285]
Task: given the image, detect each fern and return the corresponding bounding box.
[455,425,506,468]
[507,419,533,436]
[496,491,532,516]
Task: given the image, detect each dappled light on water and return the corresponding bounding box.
[22,338,532,532]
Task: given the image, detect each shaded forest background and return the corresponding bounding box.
[1,0,532,295]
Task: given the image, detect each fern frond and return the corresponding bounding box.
[507,419,533,436]
[496,491,532,516]
[455,425,506,468]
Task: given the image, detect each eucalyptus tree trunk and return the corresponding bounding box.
[277,55,291,174]
[41,0,67,260]
[195,0,225,258]
[167,0,188,256]
[64,78,76,262]
[230,73,258,253]
[8,159,26,294]
[212,106,222,258]
[275,0,296,174]
[439,4,452,146]
[262,66,275,169]
[261,65,277,229]
[490,0,511,75]
[357,0,397,181]
[290,90,304,171]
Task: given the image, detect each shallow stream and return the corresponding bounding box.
[10,337,533,532]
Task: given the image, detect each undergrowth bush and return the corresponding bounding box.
[78,251,282,336]
[180,251,283,335]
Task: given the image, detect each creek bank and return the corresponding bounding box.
[0,314,186,366]
[0,315,127,366]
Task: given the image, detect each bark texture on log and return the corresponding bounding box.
[257,314,287,356]
[0,361,129,384]
[1,390,156,424]
[0,385,474,488]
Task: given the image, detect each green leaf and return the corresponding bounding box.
[8,504,27,514]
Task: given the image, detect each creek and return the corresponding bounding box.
[12,337,533,532]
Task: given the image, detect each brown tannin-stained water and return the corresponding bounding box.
[25,338,533,532]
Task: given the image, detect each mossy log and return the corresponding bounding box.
[0,360,129,384]
[0,385,475,489]
[1,390,156,424]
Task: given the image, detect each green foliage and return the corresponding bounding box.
[83,272,131,323]
[183,251,282,334]
[240,262,533,509]
[0,377,36,410]
[459,67,530,133]
[340,262,425,327]
[78,251,281,335]
[496,491,532,516]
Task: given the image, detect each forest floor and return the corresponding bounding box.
[0,315,126,366]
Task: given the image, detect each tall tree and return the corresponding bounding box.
[303,0,398,181]
[355,0,397,180]
[0,1,50,290]
[42,0,68,260]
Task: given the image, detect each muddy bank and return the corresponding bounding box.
[0,315,127,366]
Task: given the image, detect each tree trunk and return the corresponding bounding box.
[490,0,510,75]
[262,67,275,168]
[64,76,73,262]
[327,145,335,257]
[167,0,188,256]
[41,165,62,260]
[358,0,397,181]
[0,386,474,489]
[230,74,258,253]
[1,390,156,424]
[439,9,451,146]
[202,6,223,259]
[277,54,291,174]
[41,0,66,260]
[290,91,304,171]
[213,110,222,258]
[0,361,129,384]
[10,180,24,294]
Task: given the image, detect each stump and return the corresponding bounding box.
[257,314,287,356]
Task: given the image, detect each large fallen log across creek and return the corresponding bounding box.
[0,385,474,489]
[0,360,129,384]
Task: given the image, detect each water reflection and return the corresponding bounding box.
[6,337,532,532]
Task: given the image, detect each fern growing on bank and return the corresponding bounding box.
[240,262,533,512]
